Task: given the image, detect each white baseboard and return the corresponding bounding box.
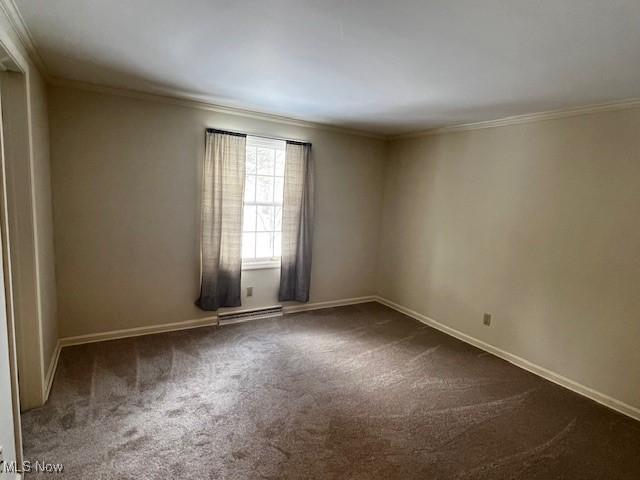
[59,315,219,347]
[43,340,61,402]
[283,295,377,314]
[57,296,379,347]
[374,296,640,422]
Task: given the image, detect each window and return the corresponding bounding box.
[242,136,285,267]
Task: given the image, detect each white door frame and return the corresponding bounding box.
[0,37,31,467]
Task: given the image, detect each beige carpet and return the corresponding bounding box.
[22,302,640,479]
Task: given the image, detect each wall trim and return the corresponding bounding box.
[391,97,640,140]
[45,80,640,143]
[48,77,385,140]
[42,340,60,402]
[374,296,640,422]
[57,296,379,348]
[283,296,378,314]
[59,315,219,347]
[0,0,49,79]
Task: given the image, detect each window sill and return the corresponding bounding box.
[242,260,281,271]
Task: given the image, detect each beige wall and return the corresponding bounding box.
[49,85,386,338]
[29,70,58,374]
[379,107,640,410]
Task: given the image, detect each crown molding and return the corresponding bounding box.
[2,0,379,139]
[49,76,386,140]
[390,97,640,140]
[44,78,640,143]
[1,0,380,140]
[0,0,49,80]
[5,0,640,142]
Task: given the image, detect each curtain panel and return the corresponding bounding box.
[279,141,314,302]
[196,130,246,310]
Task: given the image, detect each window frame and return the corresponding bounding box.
[241,136,285,270]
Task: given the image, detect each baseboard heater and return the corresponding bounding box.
[218,306,283,325]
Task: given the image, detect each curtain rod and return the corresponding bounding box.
[205,128,312,146]
[205,128,246,137]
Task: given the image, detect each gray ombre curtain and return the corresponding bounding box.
[279,141,314,302]
[196,130,246,310]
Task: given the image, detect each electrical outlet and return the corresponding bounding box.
[246,287,253,297]
[483,313,492,326]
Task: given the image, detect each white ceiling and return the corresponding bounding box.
[13,0,640,135]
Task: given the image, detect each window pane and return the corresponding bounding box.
[246,147,257,174]
[257,205,275,231]
[245,175,256,202]
[243,137,285,261]
[257,148,275,175]
[274,206,282,232]
[243,205,256,232]
[256,232,273,258]
[256,176,274,203]
[242,232,256,259]
[274,232,282,257]
[275,150,285,176]
[274,177,284,204]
